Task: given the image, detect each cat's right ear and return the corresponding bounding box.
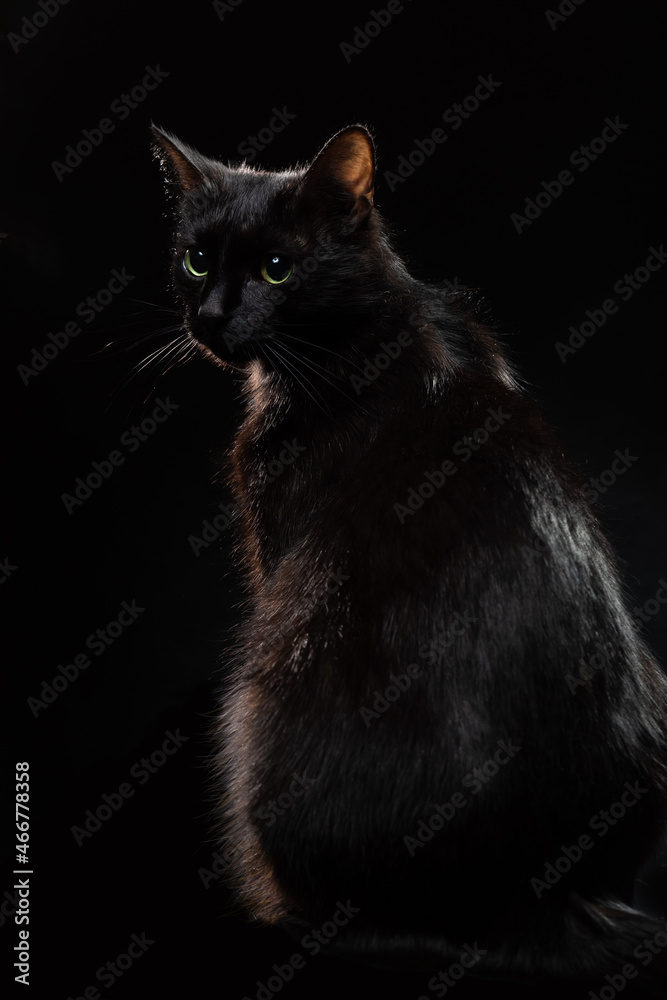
[150,124,209,193]
[300,125,376,223]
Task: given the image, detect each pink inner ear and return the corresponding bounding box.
[303,127,376,206]
[341,157,374,201]
[335,140,374,201]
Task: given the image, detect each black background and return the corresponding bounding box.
[3,0,667,997]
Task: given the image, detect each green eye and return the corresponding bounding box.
[184,248,209,278]
[261,254,293,285]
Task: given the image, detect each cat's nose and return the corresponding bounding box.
[198,288,226,324]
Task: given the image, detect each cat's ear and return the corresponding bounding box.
[301,125,375,220]
[150,124,210,193]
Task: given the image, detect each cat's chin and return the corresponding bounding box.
[188,329,264,369]
[188,332,231,369]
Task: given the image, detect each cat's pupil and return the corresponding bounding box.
[261,254,292,285]
[184,248,209,278]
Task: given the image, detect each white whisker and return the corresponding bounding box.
[264,343,332,418]
[278,330,368,376]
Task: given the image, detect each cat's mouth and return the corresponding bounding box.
[188,322,264,367]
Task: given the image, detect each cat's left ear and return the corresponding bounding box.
[301,125,375,221]
[150,123,210,193]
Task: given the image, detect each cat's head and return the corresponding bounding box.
[152,123,399,371]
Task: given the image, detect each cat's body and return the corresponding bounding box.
[152,124,667,981]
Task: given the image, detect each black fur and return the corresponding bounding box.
[152,122,667,984]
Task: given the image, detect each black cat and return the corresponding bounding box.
[152,122,667,983]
